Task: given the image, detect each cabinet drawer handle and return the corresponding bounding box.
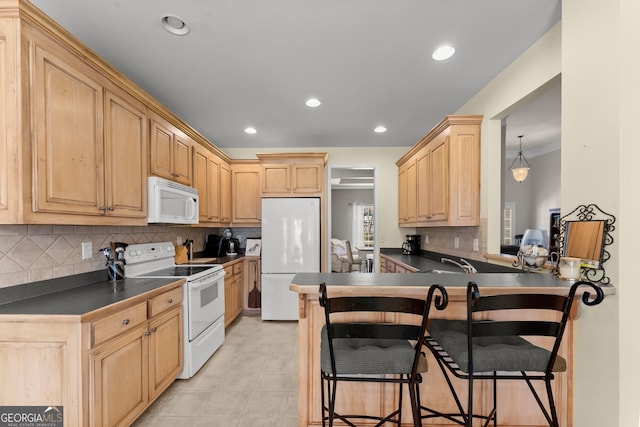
[107,206,115,211]
[144,331,151,336]
[99,205,107,211]
[122,319,130,325]
[151,327,157,333]
[167,298,173,304]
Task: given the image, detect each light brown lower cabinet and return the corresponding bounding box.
[224,259,244,327]
[90,305,182,427]
[379,254,417,273]
[0,282,183,427]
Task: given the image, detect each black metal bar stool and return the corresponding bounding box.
[319,282,448,427]
[422,280,604,427]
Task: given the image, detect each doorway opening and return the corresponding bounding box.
[500,76,561,255]
[328,166,376,272]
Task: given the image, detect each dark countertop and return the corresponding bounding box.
[291,248,615,295]
[0,270,184,316]
[290,272,615,296]
[379,248,522,273]
[292,272,569,289]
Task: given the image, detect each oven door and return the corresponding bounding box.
[187,269,225,340]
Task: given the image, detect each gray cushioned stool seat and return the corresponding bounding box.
[321,325,428,375]
[428,319,566,373]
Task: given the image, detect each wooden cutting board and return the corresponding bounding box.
[189,257,218,264]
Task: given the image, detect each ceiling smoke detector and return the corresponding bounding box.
[161,14,191,36]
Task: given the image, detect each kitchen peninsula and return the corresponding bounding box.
[290,273,613,427]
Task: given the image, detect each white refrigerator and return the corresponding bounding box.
[261,197,320,320]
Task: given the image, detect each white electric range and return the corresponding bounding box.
[125,241,225,379]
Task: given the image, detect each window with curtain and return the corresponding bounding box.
[503,202,516,244]
[351,204,374,248]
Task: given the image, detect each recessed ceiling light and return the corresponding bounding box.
[244,127,257,134]
[305,98,322,108]
[160,14,190,36]
[432,45,455,61]
[374,125,387,133]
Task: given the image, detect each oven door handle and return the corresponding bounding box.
[190,274,224,289]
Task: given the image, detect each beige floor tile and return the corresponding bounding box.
[241,390,289,418]
[132,315,298,426]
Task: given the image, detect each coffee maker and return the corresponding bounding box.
[402,234,421,255]
[204,234,240,257]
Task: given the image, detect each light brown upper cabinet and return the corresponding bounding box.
[193,144,220,224]
[257,153,327,197]
[27,30,147,224]
[0,19,18,224]
[397,160,416,225]
[230,161,261,225]
[149,112,193,186]
[220,162,231,223]
[193,143,231,225]
[416,133,448,222]
[397,115,482,227]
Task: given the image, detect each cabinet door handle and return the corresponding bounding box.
[167,298,173,304]
[144,331,151,336]
[151,327,157,333]
[122,319,130,325]
[107,206,115,211]
[99,205,107,211]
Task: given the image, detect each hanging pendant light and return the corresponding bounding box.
[509,135,531,182]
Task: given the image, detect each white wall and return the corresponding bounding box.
[330,188,373,242]
[562,1,621,425]
[457,1,640,423]
[530,150,561,232]
[619,0,640,425]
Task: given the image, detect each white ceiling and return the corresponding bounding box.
[30,0,561,152]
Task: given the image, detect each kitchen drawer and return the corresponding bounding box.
[233,262,243,275]
[224,265,233,277]
[92,302,147,347]
[148,287,183,318]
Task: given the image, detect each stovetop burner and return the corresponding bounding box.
[139,266,216,278]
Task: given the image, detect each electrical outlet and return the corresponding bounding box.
[454,237,460,249]
[81,241,92,260]
[425,235,429,244]
[473,238,479,252]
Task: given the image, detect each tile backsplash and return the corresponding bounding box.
[415,219,487,260]
[0,225,257,288]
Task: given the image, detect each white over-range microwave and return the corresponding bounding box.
[147,176,199,224]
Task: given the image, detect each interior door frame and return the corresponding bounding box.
[326,165,377,272]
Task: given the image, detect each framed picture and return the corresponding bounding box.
[245,239,261,256]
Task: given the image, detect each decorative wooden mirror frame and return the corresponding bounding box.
[558,204,615,284]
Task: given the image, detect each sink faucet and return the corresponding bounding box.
[440,257,477,274]
[459,258,478,274]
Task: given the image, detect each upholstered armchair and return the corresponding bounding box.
[330,239,363,272]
